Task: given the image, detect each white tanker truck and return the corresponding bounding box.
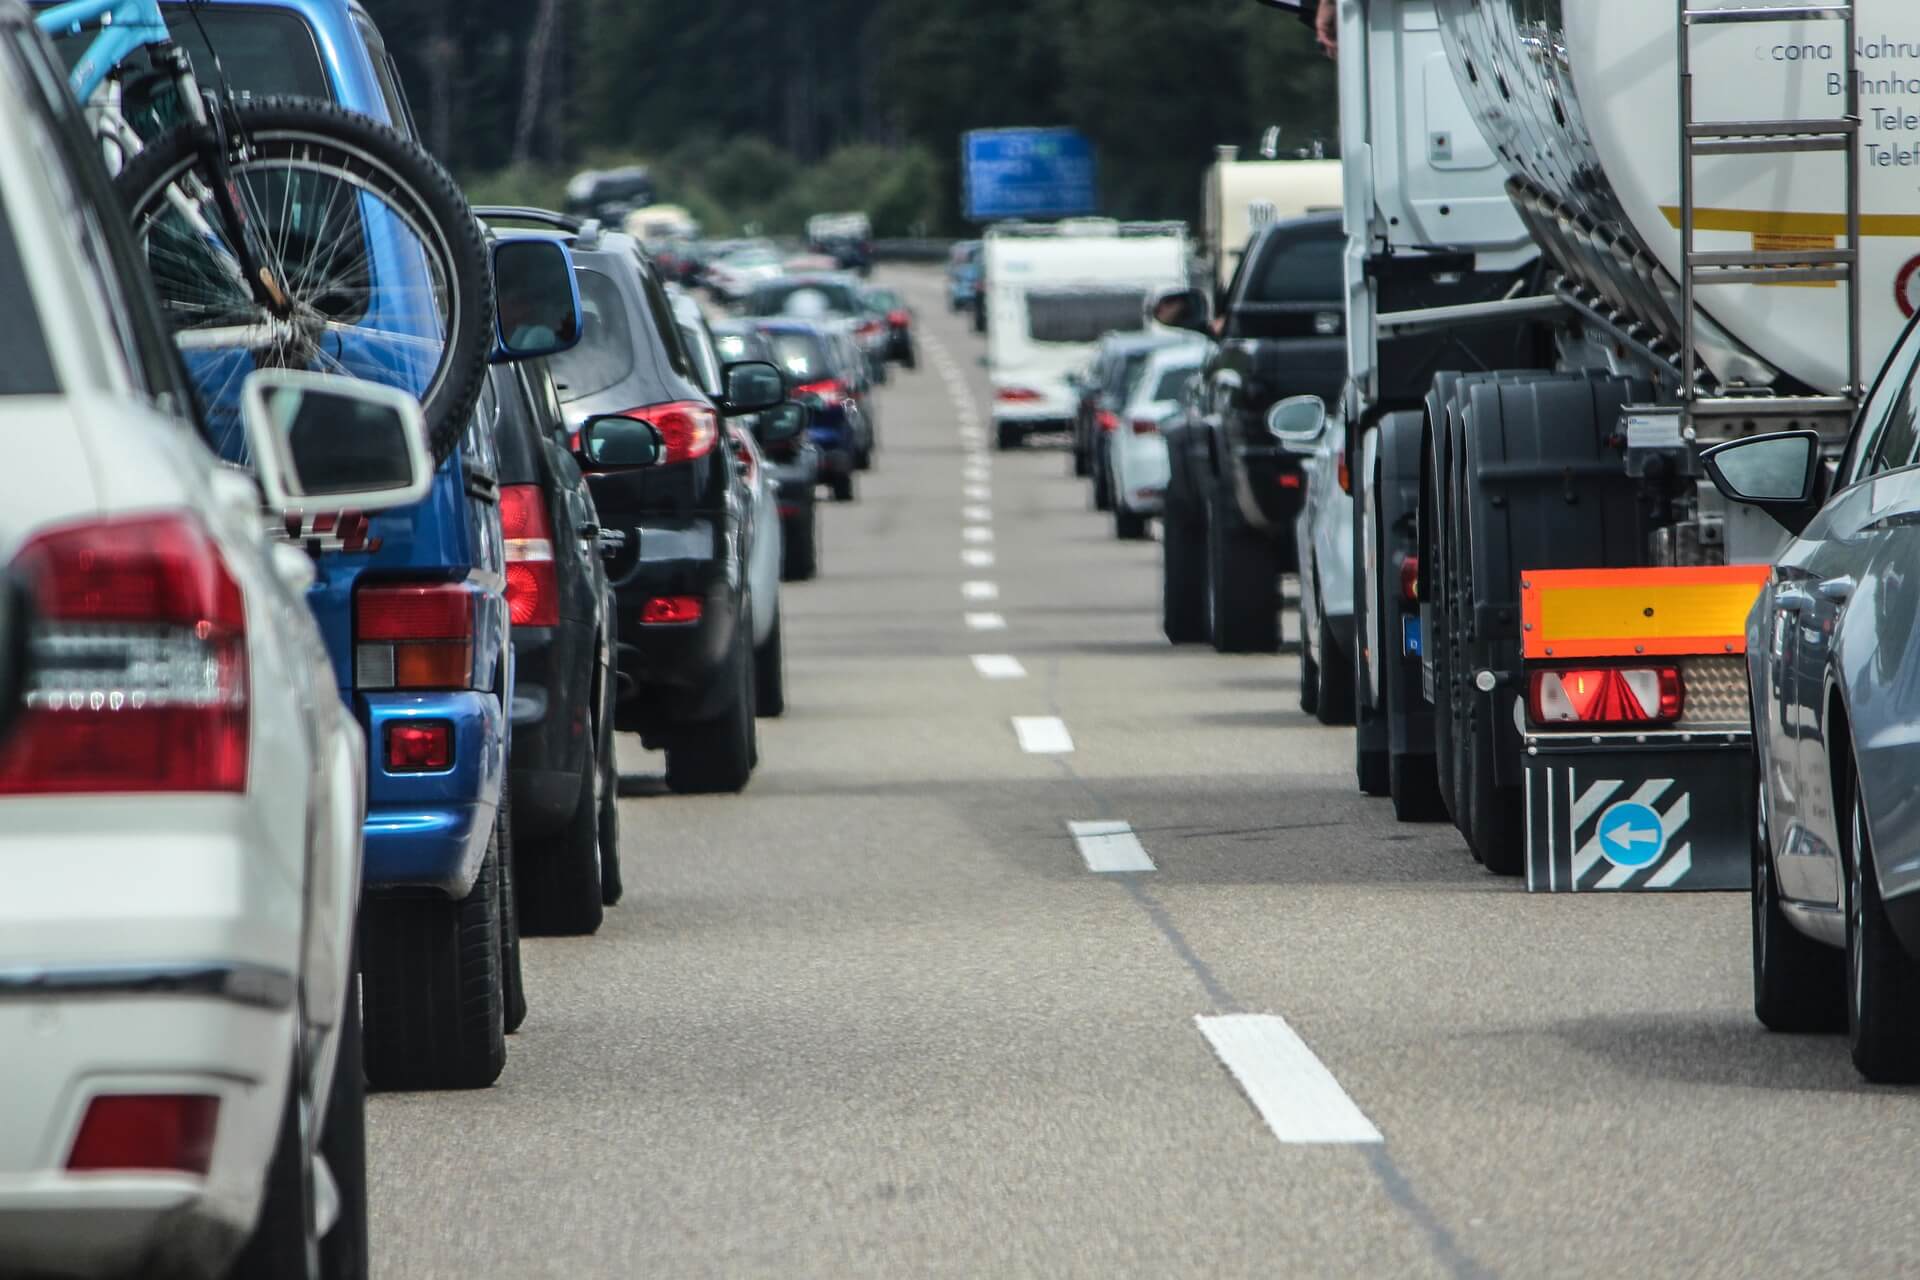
[1244,0,1920,891]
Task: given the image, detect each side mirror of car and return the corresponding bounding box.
[241,370,434,514]
[1701,430,1824,534]
[491,238,584,362]
[0,568,32,745]
[754,400,811,446]
[1267,395,1328,456]
[578,414,666,469]
[719,360,786,416]
[1147,285,1213,336]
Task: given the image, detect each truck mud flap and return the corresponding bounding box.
[1524,740,1751,893]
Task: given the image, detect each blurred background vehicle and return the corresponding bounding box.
[946,240,982,315]
[740,273,890,383]
[705,242,785,305]
[806,210,873,276]
[859,284,918,370]
[715,322,824,581]
[1104,344,1207,541]
[565,165,655,225]
[1075,330,1195,489]
[757,318,872,503]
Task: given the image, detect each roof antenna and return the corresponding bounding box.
[1259,126,1282,159]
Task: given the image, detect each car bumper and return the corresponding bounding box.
[608,526,740,732]
[360,690,503,897]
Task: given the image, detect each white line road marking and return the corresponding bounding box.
[962,580,999,601]
[964,484,991,501]
[962,505,993,522]
[1195,1014,1384,1145]
[963,525,994,544]
[962,549,995,568]
[1068,820,1155,873]
[964,612,1007,631]
[1012,715,1074,754]
[970,654,1027,680]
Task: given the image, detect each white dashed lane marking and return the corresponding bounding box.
[1195,1015,1383,1146]
[962,580,999,601]
[1012,716,1074,754]
[970,654,1027,680]
[1068,820,1154,873]
[964,484,991,501]
[964,612,1007,631]
[963,526,994,544]
[961,549,995,568]
[962,505,993,522]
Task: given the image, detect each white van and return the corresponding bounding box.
[983,219,1189,450]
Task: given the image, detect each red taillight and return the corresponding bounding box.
[1131,417,1159,436]
[355,583,474,690]
[1278,473,1303,489]
[1400,555,1421,602]
[1095,409,1120,433]
[996,387,1042,403]
[0,514,247,795]
[67,1094,219,1175]
[386,719,453,772]
[1528,667,1684,728]
[887,309,910,327]
[856,319,884,338]
[499,484,559,628]
[796,379,847,409]
[607,400,717,465]
[1336,452,1351,493]
[640,595,703,625]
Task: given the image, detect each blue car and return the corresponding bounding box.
[753,318,871,504]
[146,0,577,1090]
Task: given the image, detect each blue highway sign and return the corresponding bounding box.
[963,128,1098,221]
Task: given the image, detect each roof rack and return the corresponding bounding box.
[471,206,581,234]
[984,218,1188,240]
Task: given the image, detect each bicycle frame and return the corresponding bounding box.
[34,0,172,105]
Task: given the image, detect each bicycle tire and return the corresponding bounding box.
[116,97,492,464]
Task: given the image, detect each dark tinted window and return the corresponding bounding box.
[491,367,541,485]
[1150,365,1198,402]
[764,332,831,382]
[549,269,636,400]
[39,7,329,101]
[1246,233,1344,303]
[0,200,57,395]
[1027,289,1145,344]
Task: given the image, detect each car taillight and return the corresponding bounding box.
[1528,667,1683,728]
[67,1094,219,1175]
[796,379,847,409]
[1096,409,1120,433]
[1131,417,1160,436]
[857,319,884,337]
[0,514,247,795]
[887,309,910,327]
[1336,452,1351,493]
[1400,555,1421,602]
[356,583,474,691]
[640,595,702,625]
[499,484,558,628]
[996,387,1042,403]
[607,400,717,465]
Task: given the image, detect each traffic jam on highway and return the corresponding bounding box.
[6,0,1920,1275]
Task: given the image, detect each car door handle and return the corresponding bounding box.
[1819,576,1856,604]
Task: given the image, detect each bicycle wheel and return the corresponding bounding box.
[116,97,491,464]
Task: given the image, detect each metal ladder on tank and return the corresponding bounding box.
[1676,1,1862,430]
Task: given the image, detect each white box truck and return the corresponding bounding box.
[983,219,1191,450]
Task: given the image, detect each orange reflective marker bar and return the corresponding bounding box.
[1520,566,1770,661]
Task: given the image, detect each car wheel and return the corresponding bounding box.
[1752,774,1843,1031]
[1161,502,1209,644]
[318,968,368,1279]
[755,609,786,718]
[495,788,529,1028]
[517,736,605,937]
[902,345,917,370]
[598,704,623,907]
[1313,587,1356,727]
[830,473,855,503]
[1114,503,1150,541]
[228,1043,319,1278]
[995,421,1021,451]
[1206,483,1280,654]
[855,442,873,471]
[1073,444,1092,478]
[782,507,818,582]
[1846,777,1920,1081]
[665,630,756,795]
[1093,448,1113,512]
[1296,591,1321,716]
[361,844,506,1091]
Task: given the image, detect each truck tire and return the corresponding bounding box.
[1356,731,1390,797]
[1313,583,1355,727]
[1464,692,1524,875]
[516,743,604,938]
[1752,773,1843,1032]
[666,628,756,795]
[1422,419,1457,825]
[362,845,506,1091]
[1206,483,1280,654]
[1161,500,1210,644]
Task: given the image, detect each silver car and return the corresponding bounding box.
[1705,315,1920,1083]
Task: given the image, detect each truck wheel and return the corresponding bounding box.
[1845,775,1920,1081]
[755,609,786,717]
[495,789,528,1028]
[1312,583,1355,726]
[1752,774,1842,1032]
[666,631,756,795]
[1356,733,1390,797]
[516,742,604,938]
[781,507,818,581]
[362,845,506,1091]
[1206,485,1280,654]
[1424,429,1457,825]
[995,421,1021,451]
[1464,693,1523,875]
[1162,502,1210,644]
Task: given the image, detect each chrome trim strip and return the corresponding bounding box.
[0,962,296,1010]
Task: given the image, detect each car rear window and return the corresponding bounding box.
[39,7,331,101]
[1026,288,1145,344]
[764,332,830,382]
[749,280,860,317]
[0,200,57,395]
[1246,234,1344,304]
[549,268,635,400]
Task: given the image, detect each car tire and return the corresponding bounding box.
[995,421,1021,451]
[1073,446,1091,478]
[1752,776,1843,1032]
[1161,502,1209,645]
[755,609,786,718]
[517,742,605,938]
[1845,777,1920,1081]
[1093,449,1113,512]
[228,1046,319,1279]
[665,632,756,795]
[902,345,917,370]
[830,473,855,503]
[1206,484,1280,654]
[782,506,818,581]
[855,442,873,471]
[1313,590,1356,726]
[495,789,529,1029]
[318,968,369,1280]
[361,844,506,1091]
[1114,503,1149,540]
[1296,594,1320,716]
[598,705,623,907]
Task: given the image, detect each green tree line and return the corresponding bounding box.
[369,0,1336,235]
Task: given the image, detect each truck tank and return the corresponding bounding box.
[1434,0,1920,395]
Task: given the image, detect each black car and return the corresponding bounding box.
[858,285,917,369]
[755,318,874,502]
[716,322,823,581]
[492,358,620,934]
[536,215,786,794]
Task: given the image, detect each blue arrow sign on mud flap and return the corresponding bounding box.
[1596,801,1666,869]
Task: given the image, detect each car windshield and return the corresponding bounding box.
[548,269,635,400]
[764,332,830,382]
[0,198,57,396]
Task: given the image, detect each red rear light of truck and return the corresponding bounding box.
[356,583,474,690]
[0,514,248,795]
[499,484,559,628]
[1528,666,1684,728]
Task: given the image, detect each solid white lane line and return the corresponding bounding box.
[964,612,1007,631]
[963,525,994,544]
[970,654,1027,680]
[962,505,993,523]
[1195,1014,1384,1145]
[962,580,999,601]
[964,484,991,501]
[961,549,995,568]
[1012,715,1073,754]
[1068,820,1155,873]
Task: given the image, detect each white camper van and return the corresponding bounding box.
[983,219,1191,450]
[1202,148,1342,293]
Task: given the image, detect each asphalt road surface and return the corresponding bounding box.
[367,270,1920,1279]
